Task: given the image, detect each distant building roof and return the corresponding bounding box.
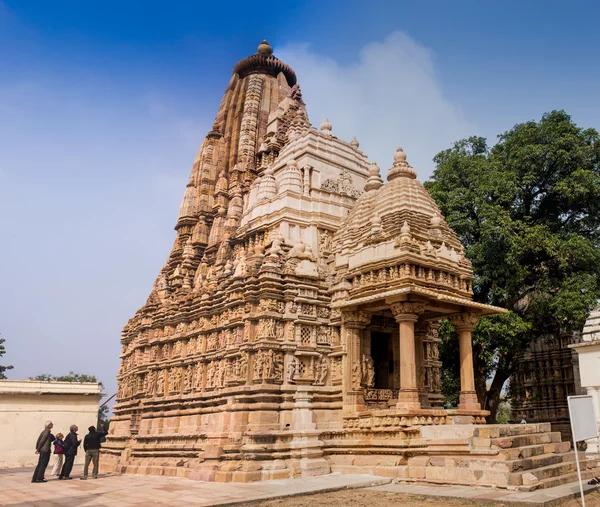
[0,379,103,396]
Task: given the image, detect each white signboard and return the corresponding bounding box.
[568,395,598,442]
[567,395,599,507]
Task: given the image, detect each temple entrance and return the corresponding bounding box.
[370,332,394,389]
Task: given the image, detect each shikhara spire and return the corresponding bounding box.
[105,43,578,491]
[154,41,309,299]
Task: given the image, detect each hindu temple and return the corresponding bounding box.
[103,41,598,490]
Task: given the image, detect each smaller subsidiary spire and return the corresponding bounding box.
[320,118,333,136]
[387,147,417,181]
[364,162,384,192]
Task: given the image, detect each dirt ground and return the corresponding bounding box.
[237,488,600,507]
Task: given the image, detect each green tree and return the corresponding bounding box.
[30,371,103,387]
[425,111,600,422]
[0,335,14,379]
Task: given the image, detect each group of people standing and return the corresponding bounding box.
[32,420,108,483]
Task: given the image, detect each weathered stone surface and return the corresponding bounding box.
[522,472,539,486]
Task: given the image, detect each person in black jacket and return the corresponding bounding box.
[32,420,55,483]
[81,424,108,480]
[58,425,80,480]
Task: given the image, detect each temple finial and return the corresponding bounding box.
[257,40,273,56]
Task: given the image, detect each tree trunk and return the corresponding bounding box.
[474,364,487,409]
[485,368,511,423]
[472,340,488,411]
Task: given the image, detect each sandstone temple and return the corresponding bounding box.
[104,41,598,490]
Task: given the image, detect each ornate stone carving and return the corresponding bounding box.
[184,365,194,392]
[313,355,329,386]
[286,356,299,383]
[361,355,375,388]
[352,361,362,389]
[341,310,372,329]
[321,169,362,198]
[257,318,277,339]
[449,312,480,331]
[156,369,165,396]
[390,302,425,320]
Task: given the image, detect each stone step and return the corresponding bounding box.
[527,460,577,481]
[495,441,571,461]
[491,431,562,449]
[495,452,564,472]
[517,468,598,492]
[475,423,552,439]
[498,422,552,436]
[561,451,590,463]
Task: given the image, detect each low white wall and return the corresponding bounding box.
[0,380,103,468]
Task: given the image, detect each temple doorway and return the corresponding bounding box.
[370,332,394,389]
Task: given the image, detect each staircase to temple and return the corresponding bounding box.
[467,423,598,491]
[409,423,598,491]
[326,422,599,491]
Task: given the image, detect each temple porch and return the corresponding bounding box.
[334,286,499,420]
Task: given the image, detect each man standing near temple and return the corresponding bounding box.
[58,424,80,480]
[31,420,55,483]
[80,424,108,480]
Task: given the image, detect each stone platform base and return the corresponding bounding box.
[327,423,598,491]
[101,422,598,491]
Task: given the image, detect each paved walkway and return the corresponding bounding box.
[0,466,389,507]
[0,465,598,507]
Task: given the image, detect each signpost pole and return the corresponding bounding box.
[573,440,586,507]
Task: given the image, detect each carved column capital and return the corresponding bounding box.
[449,312,480,332]
[390,302,425,323]
[341,310,372,329]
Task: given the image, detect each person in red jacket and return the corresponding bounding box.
[51,432,65,476]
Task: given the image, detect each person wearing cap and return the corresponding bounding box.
[81,424,108,480]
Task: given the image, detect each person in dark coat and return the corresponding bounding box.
[81,424,108,479]
[32,420,55,483]
[58,425,80,480]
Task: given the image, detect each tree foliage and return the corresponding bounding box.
[0,335,14,380]
[425,111,600,421]
[30,371,103,388]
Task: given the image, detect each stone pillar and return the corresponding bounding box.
[391,302,424,410]
[450,312,481,410]
[341,310,371,414]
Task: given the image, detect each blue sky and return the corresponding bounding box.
[1,0,599,403]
